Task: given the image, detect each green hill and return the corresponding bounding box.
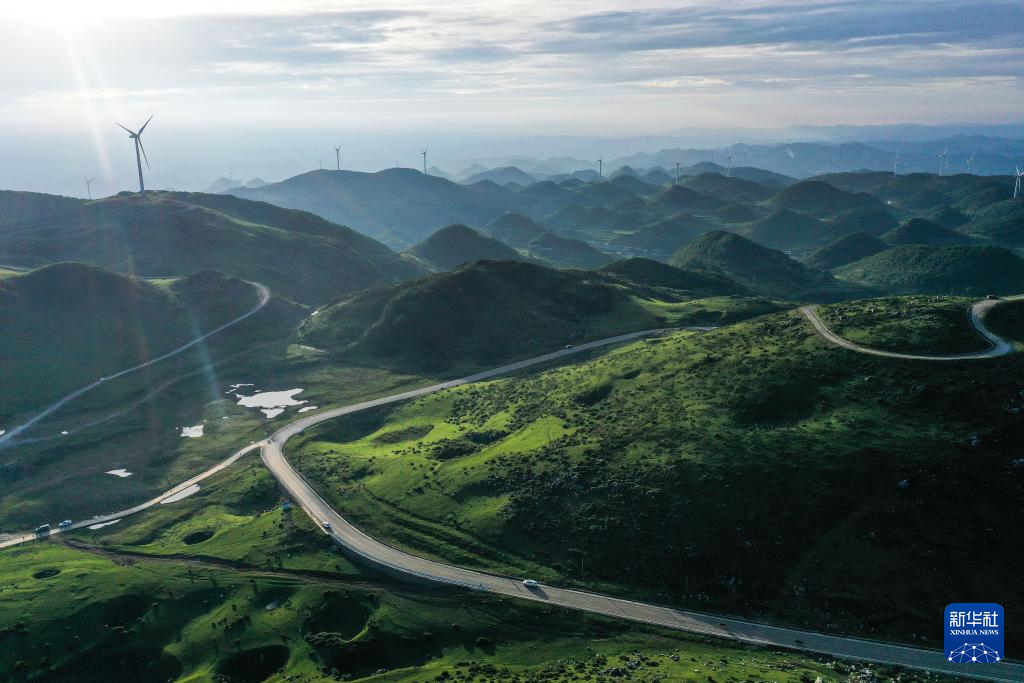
[681,173,776,202]
[771,180,888,216]
[670,231,834,298]
[714,201,768,223]
[610,214,716,258]
[836,245,1024,294]
[298,261,661,372]
[523,232,613,269]
[405,224,525,271]
[804,232,888,271]
[0,190,421,305]
[826,207,899,237]
[571,181,639,208]
[482,212,548,248]
[647,185,726,215]
[741,208,826,251]
[601,258,749,297]
[230,168,520,247]
[609,174,661,197]
[880,218,970,246]
[0,263,261,423]
[960,200,1024,244]
[293,305,1023,643]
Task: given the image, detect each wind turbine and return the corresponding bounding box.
[115,115,153,193]
[835,146,843,174]
[965,152,975,174]
[1015,167,1023,199]
[938,146,947,176]
[421,146,428,175]
[674,161,680,185]
[334,145,342,171]
[598,157,603,179]
[83,175,96,200]
[893,153,901,175]
[726,154,733,178]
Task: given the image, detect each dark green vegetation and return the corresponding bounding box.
[298,260,766,373]
[294,307,1024,651]
[482,213,613,268]
[818,296,990,354]
[0,263,258,423]
[836,245,1024,294]
[404,224,527,271]
[879,218,970,246]
[670,231,842,299]
[0,190,420,305]
[984,298,1024,346]
[0,539,889,683]
[601,258,749,297]
[804,232,887,271]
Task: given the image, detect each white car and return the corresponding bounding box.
[58,520,73,529]
[321,521,332,530]
[522,579,539,588]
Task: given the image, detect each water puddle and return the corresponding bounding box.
[161,484,200,504]
[88,519,121,530]
[234,388,307,419]
[180,424,205,438]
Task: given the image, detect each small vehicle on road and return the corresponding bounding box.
[35,524,50,535]
[986,294,1000,300]
[564,344,573,350]
[58,520,73,529]
[522,579,539,588]
[321,521,332,530]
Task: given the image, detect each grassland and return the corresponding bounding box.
[984,298,1024,349]
[292,307,1024,650]
[817,296,990,354]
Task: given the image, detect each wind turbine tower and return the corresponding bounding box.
[893,153,900,175]
[84,175,96,200]
[674,161,680,185]
[115,115,153,193]
[835,146,843,174]
[598,157,603,179]
[726,154,733,178]
[938,147,947,176]
[334,145,342,171]
[966,153,975,174]
[1015,167,1023,199]
[421,146,428,175]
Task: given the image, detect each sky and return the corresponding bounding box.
[0,0,1021,194]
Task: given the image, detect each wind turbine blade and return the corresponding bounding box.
[116,122,136,135]
[138,114,154,135]
[138,138,150,170]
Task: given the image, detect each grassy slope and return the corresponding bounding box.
[292,308,1024,649]
[817,296,990,354]
[0,264,259,424]
[836,245,1024,294]
[0,190,421,305]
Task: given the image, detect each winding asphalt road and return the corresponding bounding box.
[0,281,271,448]
[259,325,1022,682]
[801,296,1018,361]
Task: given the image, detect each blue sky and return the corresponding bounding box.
[2,0,1021,133]
[0,1,1020,196]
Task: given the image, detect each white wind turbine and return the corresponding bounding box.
[726,154,733,178]
[1015,167,1023,199]
[674,161,680,185]
[893,153,901,175]
[598,157,603,179]
[421,146,428,175]
[84,175,96,200]
[115,115,153,193]
[965,153,976,174]
[334,145,342,171]
[938,146,948,176]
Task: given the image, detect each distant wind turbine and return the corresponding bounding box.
[965,152,975,174]
[334,145,342,171]
[938,146,947,176]
[835,146,843,174]
[115,115,153,193]
[598,157,603,179]
[893,153,901,175]
[84,175,95,200]
[1015,167,1023,199]
[726,154,733,178]
[674,161,680,185]
[421,146,429,175]
[741,149,747,166]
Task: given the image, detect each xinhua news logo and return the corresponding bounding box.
[945,603,1004,664]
